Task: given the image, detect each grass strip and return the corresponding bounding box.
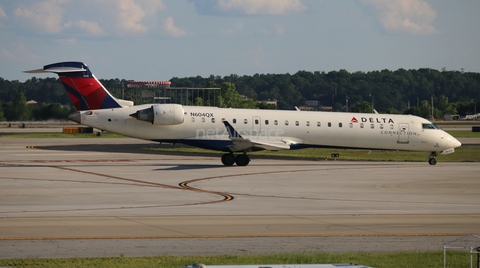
[0,252,472,268]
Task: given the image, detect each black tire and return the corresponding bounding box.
[221,154,235,166]
[428,158,437,165]
[235,154,250,166]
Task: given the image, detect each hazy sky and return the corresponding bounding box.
[1,0,479,81]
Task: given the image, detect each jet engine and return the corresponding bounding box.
[130,104,184,125]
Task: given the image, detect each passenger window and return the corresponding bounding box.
[317,122,321,127]
[339,122,342,128]
[265,120,269,125]
[360,123,364,129]
[244,119,248,124]
[274,120,278,125]
[370,124,374,129]
[328,122,332,127]
[306,121,310,127]
[201,118,205,123]
[295,121,299,126]
[211,118,215,123]
[349,123,353,128]
[233,118,237,124]
[380,124,384,129]
[390,124,394,130]
[191,117,195,122]
[285,120,289,126]
[255,119,259,124]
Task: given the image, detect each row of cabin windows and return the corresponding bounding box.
[191,117,395,130]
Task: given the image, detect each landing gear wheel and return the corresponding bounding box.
[427,152,437,165]
[235,154,250,166]
[221,153,235,166]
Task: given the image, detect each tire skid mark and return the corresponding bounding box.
[0,162,234,214]
[178,165,478,206]
[1,161,427,215]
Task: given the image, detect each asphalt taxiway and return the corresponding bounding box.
[0,138,479,259]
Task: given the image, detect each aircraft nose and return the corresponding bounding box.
[443,135,461,148]
[452,138,462,148]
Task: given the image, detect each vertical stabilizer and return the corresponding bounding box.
[25,62,123,110]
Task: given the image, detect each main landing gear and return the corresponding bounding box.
[427,152,437,165]
[221,153,250,166]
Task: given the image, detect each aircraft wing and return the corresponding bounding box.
[223,121,291,152]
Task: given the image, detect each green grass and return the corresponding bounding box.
[0,251,472,268]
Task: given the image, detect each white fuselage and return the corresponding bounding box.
[77,104,461,153]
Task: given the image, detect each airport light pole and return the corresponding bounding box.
[431,96,434,121]
[369,94,374,113]
[346,96,349,113]
[331,82,337,112]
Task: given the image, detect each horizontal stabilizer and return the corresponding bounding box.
[24,62,87,74]
[24,68,48,74]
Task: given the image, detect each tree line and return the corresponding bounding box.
[1,68,479,121]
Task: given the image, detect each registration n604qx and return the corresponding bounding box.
[25,62,461,166]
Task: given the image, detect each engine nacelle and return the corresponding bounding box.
[130,104,184,125]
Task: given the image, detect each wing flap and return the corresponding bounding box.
[228,138,291,152]
[249,139,291,151]
[223,120,290,152]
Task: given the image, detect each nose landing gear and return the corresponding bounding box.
[427,152,437,165]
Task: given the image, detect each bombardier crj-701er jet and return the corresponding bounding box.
[26,62,461,166]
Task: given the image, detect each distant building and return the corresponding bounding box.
[443,114,460,120]
[297,106,316,111]
[257,99,277,107]
[320,106,333,112]
[305,100,319,107]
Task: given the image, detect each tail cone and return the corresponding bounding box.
[68,111,81,124]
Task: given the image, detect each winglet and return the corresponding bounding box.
[223,120,244,139]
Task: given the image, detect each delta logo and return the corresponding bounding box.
[350,117,395,124]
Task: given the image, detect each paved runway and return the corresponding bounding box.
[0,138,479,259]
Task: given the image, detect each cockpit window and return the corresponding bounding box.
[422,123,440,129]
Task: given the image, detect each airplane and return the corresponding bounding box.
[25,62,462,166]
